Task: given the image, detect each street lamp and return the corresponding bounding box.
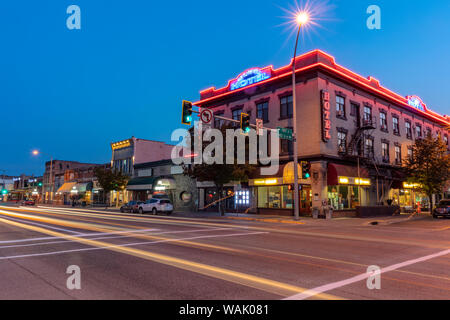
[32,150,53,204]
[292,11,309,221]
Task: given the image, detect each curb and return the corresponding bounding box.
[226,216,305,225]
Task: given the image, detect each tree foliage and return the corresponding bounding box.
[94,167,130,203]
[402,134,450,210]
[183,123,256,215]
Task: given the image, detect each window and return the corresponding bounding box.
[365,136,374,158]
[405,121,412,139]
[382,142,389,162]
[380,111,387,131]
[415,124,422,139]
[350,103,359,117]
[232,108,242,121]
[328,185,361,210]
[257,186,292,209]
[337,131,347,153]
[256,101,269,123]
[214,112,224,129]
[426,127,432,137]
[444,134,448,146]
[336,96,345,118]
[407,147,413,159]
[363,106,372,125]
[281,128,293,154]
[280,95,293,119]
[395,145,401,164]
[393,116,400,135]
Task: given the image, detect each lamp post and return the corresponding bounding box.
[32,150,53,204]
[291,12,309,221]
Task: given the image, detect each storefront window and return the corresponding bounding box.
[258,186,294,209]
[328,185,361,210]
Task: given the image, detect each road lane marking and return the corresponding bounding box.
[0,227,233,249]
[284,248,450,300]
[0,215,84,235]
[0,216,342,300]
[0,209,246,254]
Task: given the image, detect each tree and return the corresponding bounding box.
[94,167,130,206]
[402,134,450,212]
[183,124,255,215]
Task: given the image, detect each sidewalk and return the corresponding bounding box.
[28,203,431,227]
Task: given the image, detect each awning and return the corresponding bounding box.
[327,163,369,186]
[126,177,156,191]
[57,182,77,193]
[74,182,93,193]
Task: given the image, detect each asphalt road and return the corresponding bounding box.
[0,204,448,300]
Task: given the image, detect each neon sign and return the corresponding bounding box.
[407,96,426,112]
[230,68,271,91]
[321,90,331,142]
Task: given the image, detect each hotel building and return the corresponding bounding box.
[194,50,450,216]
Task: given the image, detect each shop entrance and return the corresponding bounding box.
[299,186,312,213]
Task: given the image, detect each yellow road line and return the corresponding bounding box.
[0,216,343,300]
[0,209,243,254]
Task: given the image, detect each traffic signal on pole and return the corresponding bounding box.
[38,182,43,187]
[1,189,8,195]
[181,100,193,125]
[302,161,311,179]
[240,113,250,134]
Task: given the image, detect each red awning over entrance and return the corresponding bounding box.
[327,163,369,186]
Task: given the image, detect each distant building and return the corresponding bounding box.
[109,137,174,206]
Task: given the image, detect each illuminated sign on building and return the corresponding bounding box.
[407,96,426,112]
[321,90,331,142]
[230,68,272,91]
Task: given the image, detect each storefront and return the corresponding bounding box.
[326,163,371,211]
[389,182,429,210]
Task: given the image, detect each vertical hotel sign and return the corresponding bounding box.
[321,90,331,142]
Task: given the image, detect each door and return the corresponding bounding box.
[300,186,312,214]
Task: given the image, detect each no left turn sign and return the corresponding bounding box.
[200,109,214,124]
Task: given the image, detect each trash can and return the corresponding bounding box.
[312,207,319,219]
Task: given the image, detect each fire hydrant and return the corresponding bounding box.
[417,202,421,214]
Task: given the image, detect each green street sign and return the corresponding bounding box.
[277,127,293,141]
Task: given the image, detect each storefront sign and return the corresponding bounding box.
[407,96,426,112]
[252,178,280,186]
[230,68,271,91]
[338,176,371,186]
[321,90,331,142]
[403,182,421,189]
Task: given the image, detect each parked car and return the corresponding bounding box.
[120,201,143,213]
[433,200,450,219]
[22,199,35,206]
[138,198,173,215]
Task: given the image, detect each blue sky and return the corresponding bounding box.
[0,0,449,176]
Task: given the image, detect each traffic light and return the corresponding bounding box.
[1,189,8,195]
[302,161,311,179]
[240,113,250,134]
[38,182,43,187]
[181,100,193,125]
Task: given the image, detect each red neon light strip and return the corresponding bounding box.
[196,50,449,126]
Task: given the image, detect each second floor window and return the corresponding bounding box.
[393,117,400,135]
[336,96,345,117]
[365,136,374,157]
[426,127,432,137]
[395,146,401,164]
[232,109,242,121]
[280,95,293,119]
[382,142,389,162]
[214,113,224,129]
[405,121,412,139]
[337,131,347,153]
[444,135,448,146]
[415,124,422,138]
[257,101,269,123]
[380,112,387,130]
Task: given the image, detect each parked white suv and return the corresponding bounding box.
[138,198,173,215]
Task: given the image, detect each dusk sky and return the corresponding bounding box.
[1,0,449,176]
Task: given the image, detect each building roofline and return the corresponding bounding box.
[194,49,449,127]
